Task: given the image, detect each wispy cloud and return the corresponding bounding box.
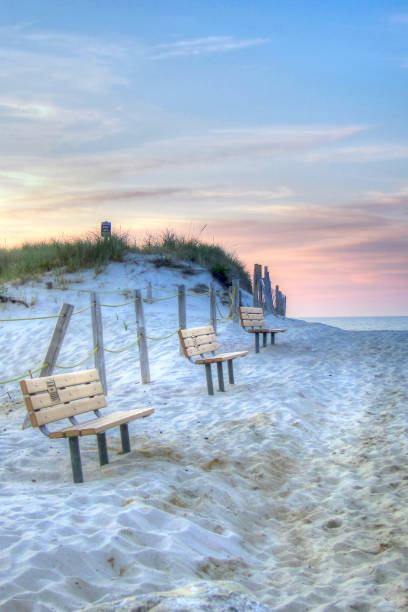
[305,144,408,163]
[365,186,408,205]
[390,14,408,23]
[149,36,268,59]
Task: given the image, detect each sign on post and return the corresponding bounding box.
[101,221,111,238]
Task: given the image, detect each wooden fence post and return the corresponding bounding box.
[91,292,107,394]
[253,264,261,307]
[263,266,275,313]
[145,281,153,304]
[275,285,285,316]
[232,279,239,323]
[178,284,186,355]
[134,289,150,383]
[209,282,217,334]
[22,302,74,429]
[41,303,74,377]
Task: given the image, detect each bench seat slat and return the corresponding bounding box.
[195,350,248,364]
[49,408,155,438]
[30,395,107,427]
[246,328,287,333]
[185,342,219,357]
[25,381,104,411]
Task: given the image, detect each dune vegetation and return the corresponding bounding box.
[0,231,252,292]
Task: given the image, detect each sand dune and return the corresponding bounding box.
[0,256,407,611]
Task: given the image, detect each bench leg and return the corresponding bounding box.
[205,363,214,395]
[120,423,131,454]
[263,332,267,347]
[271,332,276,345]
[216,362,225,392]
[227,360,234,385]
[97,432,109,466]
[255,333,260,353]
[68,437,84,483]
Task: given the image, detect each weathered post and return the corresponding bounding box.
[209,282,217,334]
[178,284,187,355]
[232,279,240,323]
[91,292,107,394]
[253,264,261,307]
[134,289,150,383]
[263,266,275,313]
[41,303,74,377]
[22,302,74,429]
[145,281,153,304]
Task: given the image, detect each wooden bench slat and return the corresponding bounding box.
[185,342,219,357]
[183,333,217,348]
[195,350,248,364]
[239,307,263,314]
[49,408,155,438]
[180,326,214,339]
[20,369,100,394]
[241,318,265,326]
[30,395,108,427]
[24,381,104,411]
[241,314,265,321]
[247,328,287,333]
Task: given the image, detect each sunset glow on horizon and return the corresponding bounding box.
[1,1,407,317]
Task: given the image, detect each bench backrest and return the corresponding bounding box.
[239,306,265,329]
[20,368,106,428]
[178,325,219,358]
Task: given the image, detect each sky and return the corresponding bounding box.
[1,0,407,317]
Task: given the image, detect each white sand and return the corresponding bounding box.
[0,255,407,611]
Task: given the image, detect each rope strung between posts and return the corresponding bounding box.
[104,335,142,354]
[0,313,63,322]
[148,293,179,302]
[0,363,49,385]
[145,327,182,341]
[0,303,92,322]
[215,285,236,321]
[0,283,238,384]
[54,346,99,369]
[0,287,211,322]
[100,299,137,308]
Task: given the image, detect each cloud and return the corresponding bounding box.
[305,144,408,163]
[0,44,129,97]
[149,36,269,59]
[364,186,408,205]
[390,14,408,23]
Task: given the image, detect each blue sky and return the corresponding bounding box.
[1,1,407,315]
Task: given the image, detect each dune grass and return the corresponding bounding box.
[0,231,252,292]
[139,230,252,291]
[0,234,129,285]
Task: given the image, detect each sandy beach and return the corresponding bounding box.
[0,255,407,611]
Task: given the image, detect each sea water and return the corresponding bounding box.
[302,316,408,331]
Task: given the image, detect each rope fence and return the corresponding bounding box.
[1,271,284,390]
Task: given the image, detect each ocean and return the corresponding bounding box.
[301,316,408,331]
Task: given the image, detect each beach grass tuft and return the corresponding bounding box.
[0,230,251,291]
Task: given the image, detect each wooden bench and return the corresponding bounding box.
[19,368,154,483]
[239,307,287,353]
[178,325,248,395]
